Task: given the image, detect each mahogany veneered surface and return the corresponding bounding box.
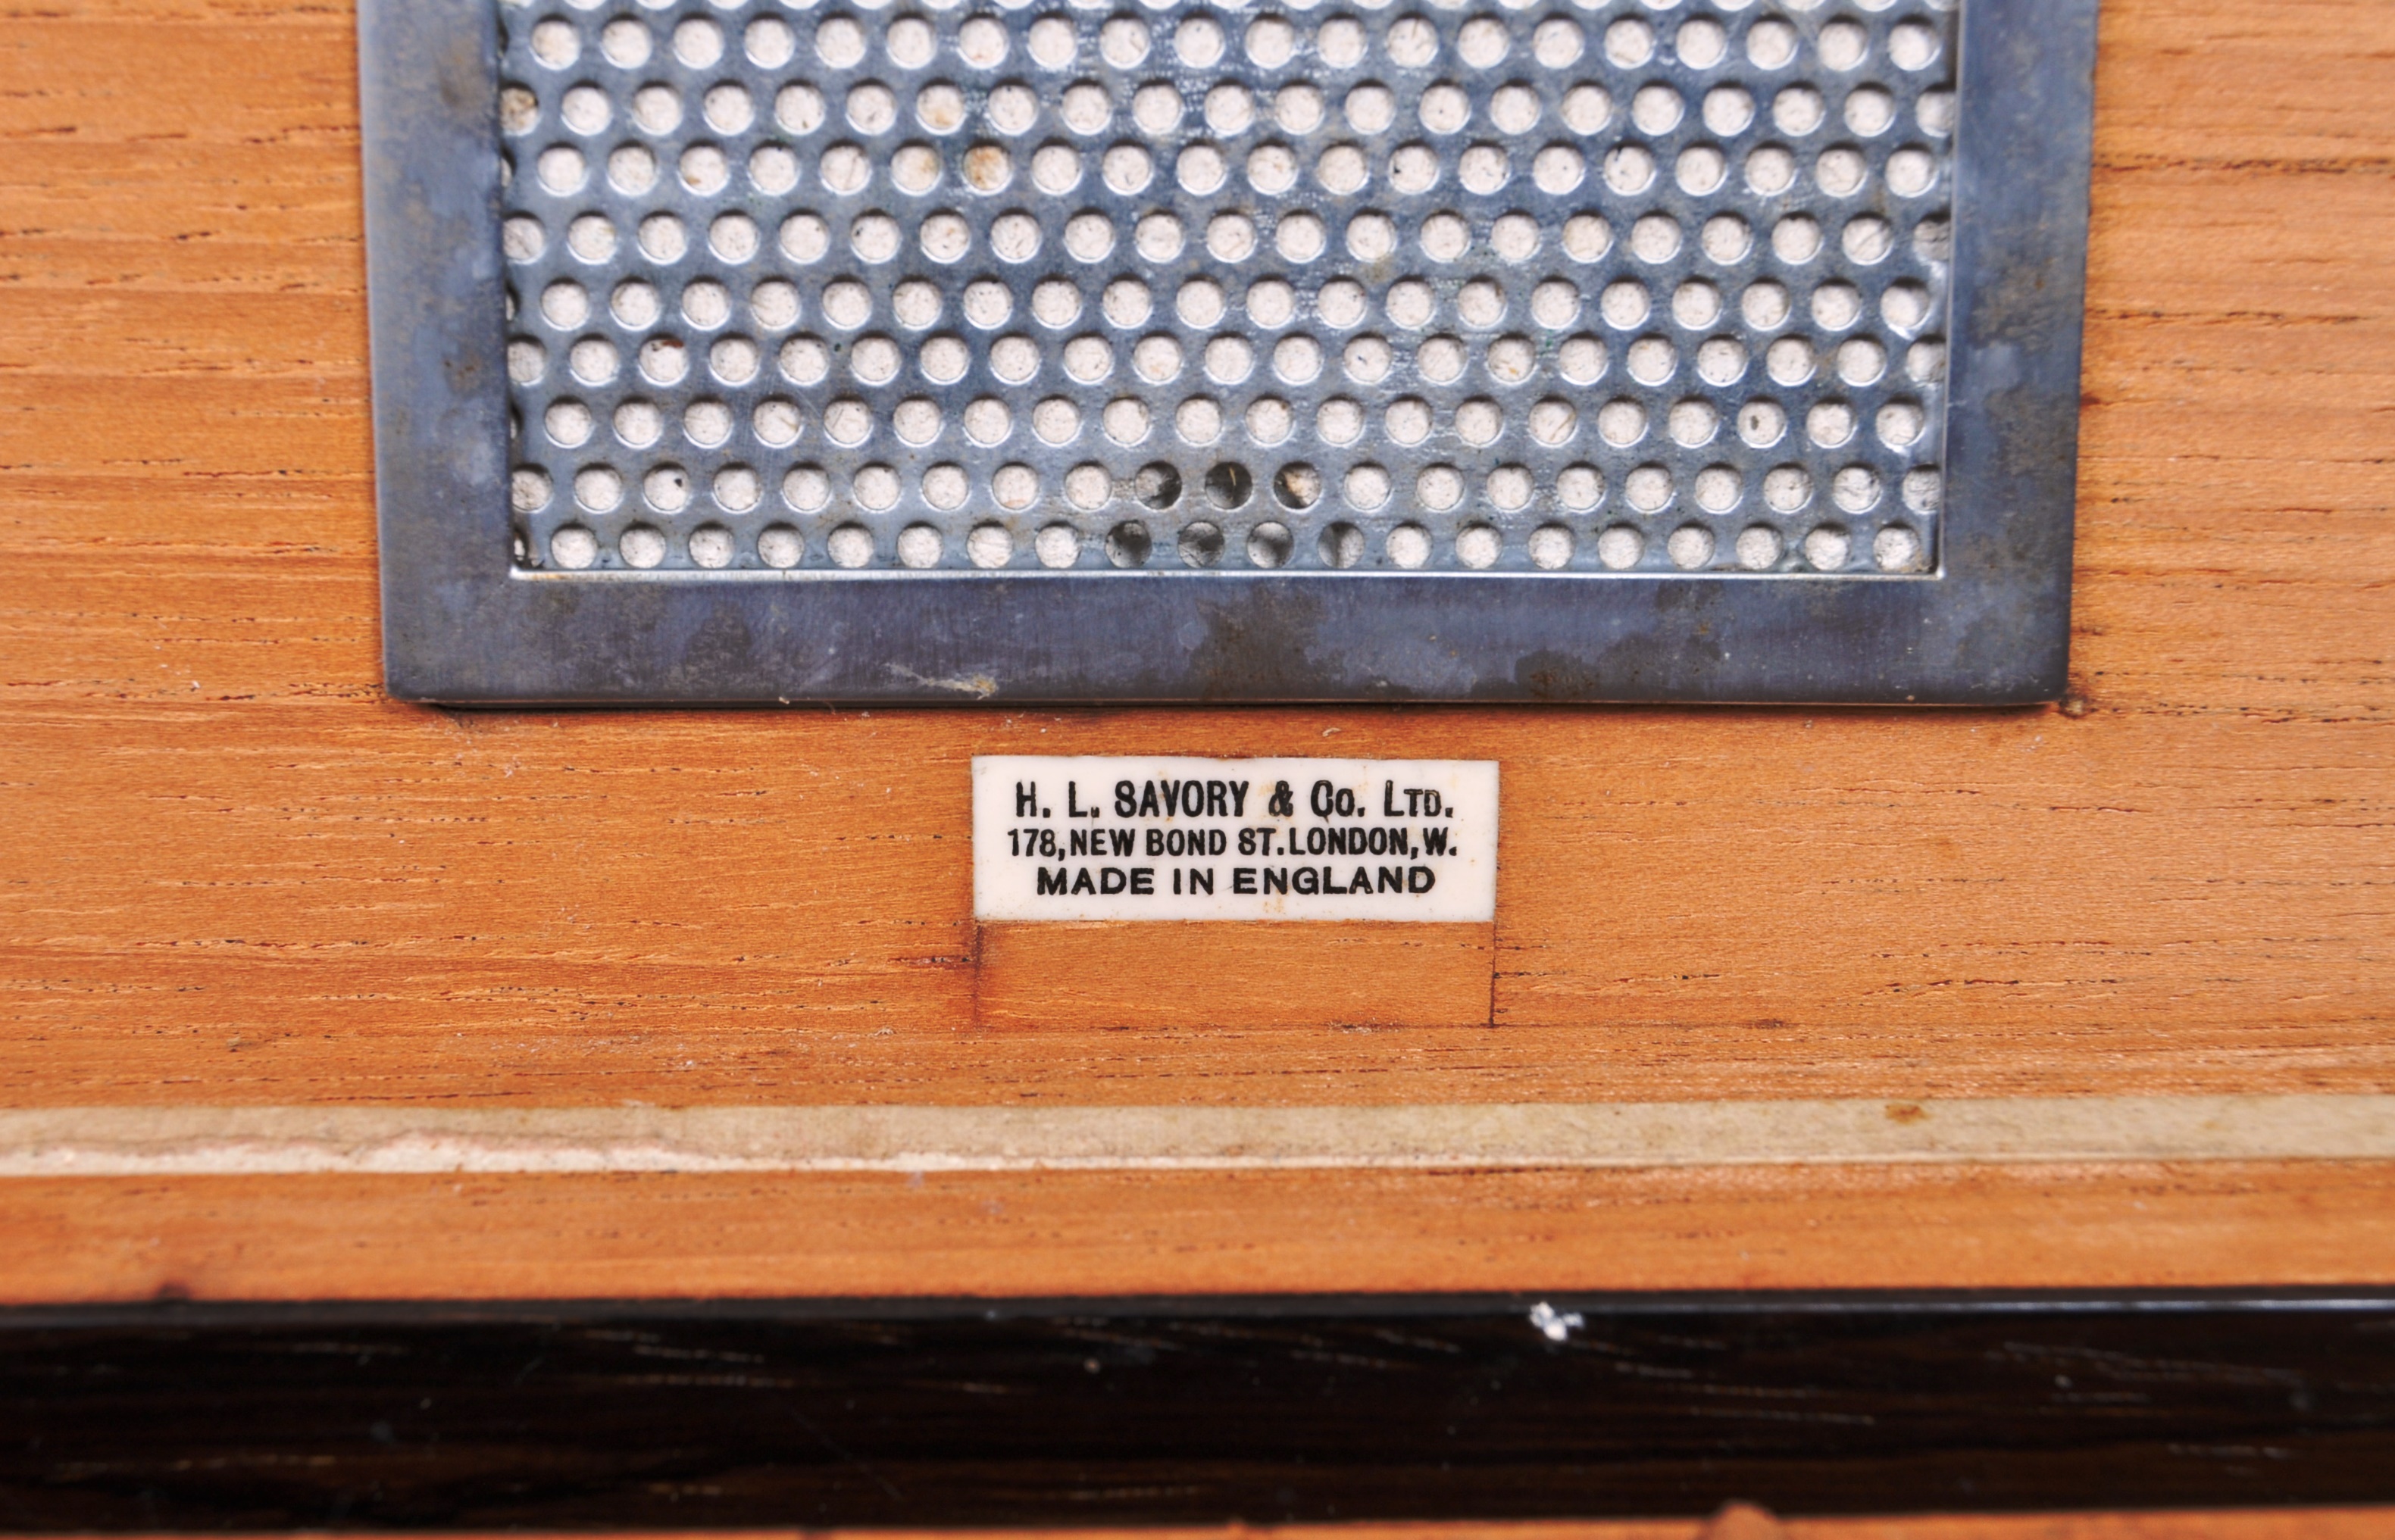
[0,0,2390,1301]
[3,1161,2391,1303]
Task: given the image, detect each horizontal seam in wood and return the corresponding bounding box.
[0,1096,2388,1176]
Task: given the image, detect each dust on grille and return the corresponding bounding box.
[497,0,1955,576]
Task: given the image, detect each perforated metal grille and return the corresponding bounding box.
[497,0,1956,576]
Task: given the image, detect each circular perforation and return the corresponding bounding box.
[501,0,1954,575]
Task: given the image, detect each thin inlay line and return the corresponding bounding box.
[1,1097,2389,1176]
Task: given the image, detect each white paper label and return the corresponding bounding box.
[972,757,1498,922]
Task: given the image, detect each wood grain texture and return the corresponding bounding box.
[11,1302,2391,1526]
[2,0,2390,1105]
[756,1523,2395,1540]
[0,0,2390,1298]
[251,1520,2395,1540]
[5,1161,2391,1303]
[974,922,1499,1027]
[77,1518,2395,1540]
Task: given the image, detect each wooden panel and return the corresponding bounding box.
[13,1303,2390,1527]
[7,704,2389,1105]
[250,1520,2395,1540]
[1,1,2390,1075]
[818,1522,2395,1540]
[974,922,1497,1027]
[5,1161,2390,1304]
[59,1518,2395,1540]
[0,0,2390,1302]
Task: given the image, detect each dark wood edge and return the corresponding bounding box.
[2,1289,2389,1529]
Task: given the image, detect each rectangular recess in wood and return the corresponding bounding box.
[973,920,1498,1027]
[361,0,2094,702]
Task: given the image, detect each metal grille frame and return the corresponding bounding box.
[362,0,2095,705]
